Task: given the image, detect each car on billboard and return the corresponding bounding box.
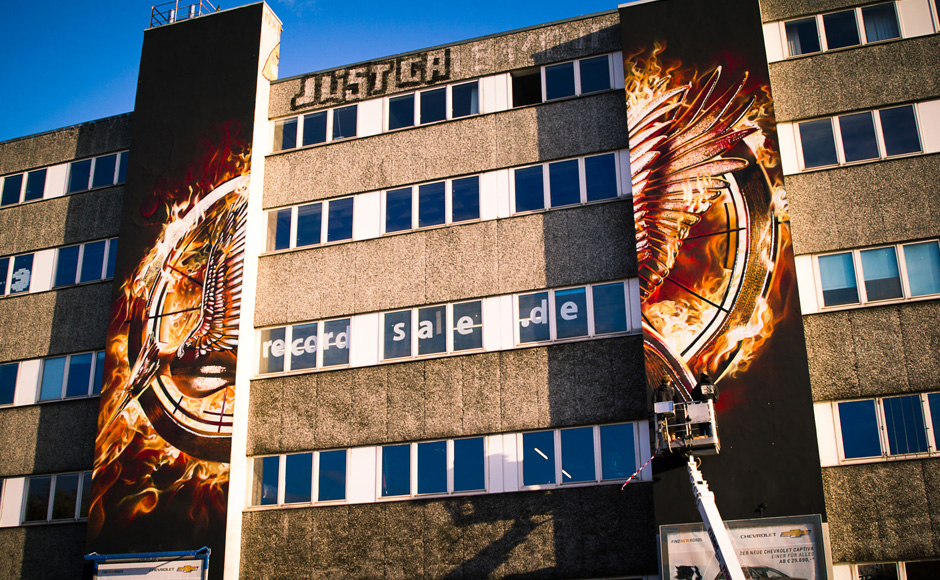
[714,566,808,580]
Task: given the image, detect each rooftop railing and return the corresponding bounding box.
[150,1,218,28]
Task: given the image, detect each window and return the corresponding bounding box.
[66,152,128,193]
[0,362,17,405]
[816,241,940,308]
[511,54,613,107]
[785,17,821,56]
[797,105,921,169]
[264,197,354,251]
[1,253,34,295]
[380,436,486,498]
[516,281,631,345]
[520,424,636,488]
[54,239,118,287]
[386,81,480,131]
[861,3,901,42]
[381,300,483,361]
[822,10,860,50]
[250,450,348,506]
[784,3,901,57]
[273,105,358,152]
[332,105,357,140]
[512,152,621,213]
[380,176,480,234]
[835,393,939,461]
[257,318,351,375]
[38,351,106,401]
[23,471,92,523]
[1,168,46,206]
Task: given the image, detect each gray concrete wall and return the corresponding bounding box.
[248,335,646,455]
[803,301,940,401]
[268,12,620,119]
[0,399,98,477]
[769,35,940,122]
[0,523,89,580]
[0,114,132,175]
[760,0,905,23]
[263,91,629,208]
[823,459,940,563]
[240,484,656,580]
[786,154,940,255]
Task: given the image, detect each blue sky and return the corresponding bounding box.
[0,0,626,142]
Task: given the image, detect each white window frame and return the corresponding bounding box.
[250,449,350,508]
[782,2,904,58]
[66,152,128,193]
[0,168,47,206]
[514,281,632,346]
[273,104,360,152]
[376,436,489,500]
[534,53,616,104]
[265,196,355,251]
[831,393,939,464]
[379,299,485,362]
[52,238,118,287]
[509,152,626,214]
[21,471,92,524]
[259,317,353,375]
[36,351,105,402]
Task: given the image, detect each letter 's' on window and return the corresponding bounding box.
[451,81,479,118]
[511,67,541,107]
[252,456,280,506]
[545,61,575,101]
[818,253,859,306]
[318,450,346,501]
[522,431,555,486]
[417,441,447,494]
[258,327,286,374]
[420,87,447,124]
[0,362,18,405]
[518,292,550,343]
[381,444,411,497]
[859,247,902,301]
[798,118,838,168]
[560,427,595,482]
[837,400,882,458]
[879,105,921,157]
[302,111,327,146]
[823,10,860,50]
[274,117,297,152]
[903,242,940,297]
[284,452,313,504]
[321,319,350,367]
[332,104,358,140]
[383,310,412,360]
[388,94,415,130]
[514,166,544,213]
[785,17,820,56]
[453,437,485,492]
[452,300,483,351]
[451,176,480,223]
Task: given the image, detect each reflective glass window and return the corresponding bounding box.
[92,154,117,188]
[600,423,636,480]
[518,291,550,343]
[2,174,22,206]
[271,208,292,251]
[290,323,318,370]
[545,62,575,100]
[302,111,327,146]
[275,118,297,151]
[24,476,52,522]
[859,247,902,301]
[0,257,7,295]
[879,106,921,156]
[9,254,33,294]
[420,87,447,124]
[858,563,898,580]
[321,319,350,367]
[0,363,17,405]
[326,198,354,242]
[40,356,66,401]
[254,456,280,506]
[93,351,105,395]
[785,17,821,55]
[381,444,411,497]
[388,94,415,130]
[453,437,485,492]
[838,400,882,458]
[383,310,412,360]
[585,153,618,201]
[862,3,900,42]
[549,159,580,207]
[838,112,879,162]
[819,252,859,306]
[51,473,79,519]
[117,152,128,184]
[511,67,542,107]
[65,353,93,398]
[386,187,412,233]
[24,169,46,202]
[560,427,595,483]
[592,282,628,334]
[514,165,544,212]
[928,393,940,451]
[452,81,479,118]
[332,105,357,140]
[296,203,322,247]
[80,472,92,518]
[823,10,860,49]
[554,287,588,339]
[258,327,286,374]
[417,305,446,356]
[318,450,347,501]
[418,182,445,228]
[417,441,447,494]
[284,452,313,504]
[79,240,106,283]
[68,159,92,193]
[106,240,117,279]
[799,119,838,168]
[883,395,928,455]
[452,300,483,351]
[55,245,81,287]
[451,176,480,223]
[579,55,610,94]
[522,431,555,486]
[904,242,940,296]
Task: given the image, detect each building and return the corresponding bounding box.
[0,0,938,579]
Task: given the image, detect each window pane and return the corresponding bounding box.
[80,240,107,283]
[593,282,628,334]
[80,472,92,518]
[451,176,480,223]
[860,247,902,301]
[24,476,52,522]
[579,55,610,94]
[883,395,928,454]
[321,319,350,367]
[258,327,286,374]
[905,560,940,580]
[452,81,479,118]
[819,253,859,306]
[385,187,412,233]
[55,245,81,287]
[302,111,327,146]
[383,310,412,360]
[0,363,17,405]
[584,153,618,201]
[838,112,879,163]
[879,106,921,156]
[514,165,544,212]
[0,257,6,295]
[2,174,22,205]
[511,67,542,107]
[93,351,105,395]
[453,437,485,492]
[785,17,821,55]
[40,357,66,401]
[545,62,575,100]
[332,105,357,140]
[9,254,33,294]
[106,240,118,279]
[858,563,898,580]
[65,353,93,398]
[417,441,447,494]
[381,444,411,497]
[284,452,313,504]
[452,300,483,351]
[68,160,92,193]
[318,450,347,501]
[253,456,280,506]
[118,152,128,184]
[52,473,80,519]
[24,169,46,201]
[296,203,322,248]
[823,10,860,49]
[290,322,318,371]
[600,423,636,480]
[388,94,415,130]
[420,87,447,124]
[326,198,354,242]
[270,208,292,251]
[838,400,882,458]
[554,287,588,339]
[925,393,940,448]
[92,154,117,188]
[549,159,580,207]
[418,182,445,228]
[274,118,297,151]
[862,3,900,42]
[903,242,940,296]
[799,119,838,168]
[560,427,595,483]
[518,292,550,343]
[522,431,556,486]
[417,305,446,356]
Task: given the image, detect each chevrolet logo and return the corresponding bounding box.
[177,565,199,573]
[781,529,810,538]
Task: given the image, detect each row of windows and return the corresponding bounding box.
[0,238,117,297]
[0,151,128,208]
[264,150,628,253]
[835,392,940,461]
[785,2,903,57]
[797,104,922,170]
[847,559,940,580]
[510,54,614,107]
[22,471,92,523]
[0,351,106,406]
[256,280,636,376]
[815,240,940,308]
[249,423,639,508]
